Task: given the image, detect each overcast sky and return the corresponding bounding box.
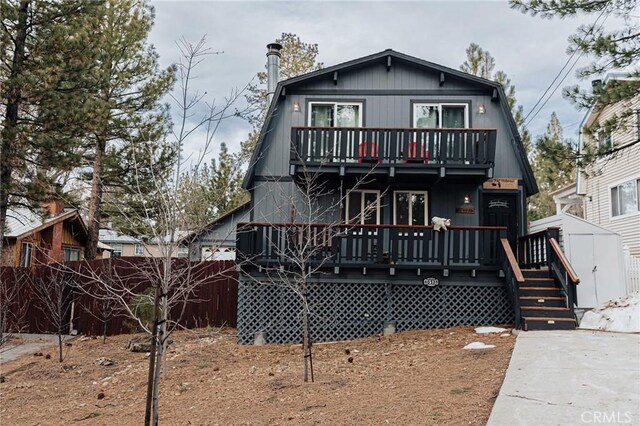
[148,0,613,164]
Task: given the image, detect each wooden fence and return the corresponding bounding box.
[0,258,238,336]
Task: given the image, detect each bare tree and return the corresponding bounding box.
[30,263,74,362]
[241,151,381,382]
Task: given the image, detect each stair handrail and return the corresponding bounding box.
[548,237,580,310]
[500,238,525,329]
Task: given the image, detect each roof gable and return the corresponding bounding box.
[4,207,86,240]
[243,49,537,195]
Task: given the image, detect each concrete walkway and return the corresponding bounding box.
[0,334,70,365]
[488,330,640,426]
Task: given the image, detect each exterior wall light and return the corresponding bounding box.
[456,193,475,214]
[293,101,300,112]
[478,103,486,114]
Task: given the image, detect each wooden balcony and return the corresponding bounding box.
[237,223,507,271]
[289,127,497,179]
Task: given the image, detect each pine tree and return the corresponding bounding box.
[528,112,577,221]
[177,143,247,230]
[240,33,323,162]
[460,43,532,154]
[81,0,176,259]
[0,0,101,252]
[511,0,640,162]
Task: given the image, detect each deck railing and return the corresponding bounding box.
[291,127,497,166]
[237,223,506,269]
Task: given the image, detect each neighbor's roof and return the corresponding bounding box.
[4,207,84,239]
[242,48,538,195]
[98,228,142,244]
[183,201,251,243]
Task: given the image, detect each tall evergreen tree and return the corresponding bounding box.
[511,0,640,163]
[177,143,247,230]
[81,0,175,259]
[528,112,577,221]
[240,33,323,162]
[0,0,101,252]
[460,43,532,154]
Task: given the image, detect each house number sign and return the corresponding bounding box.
[488,200,509,209]
[423,277,439,286]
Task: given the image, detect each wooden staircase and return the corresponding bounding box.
[500,227,581,332]
[518,269,576,330]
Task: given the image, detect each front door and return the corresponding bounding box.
[482,192,519,253]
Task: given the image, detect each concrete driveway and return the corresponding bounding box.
[488,330,640,426]
[0,334,69,365]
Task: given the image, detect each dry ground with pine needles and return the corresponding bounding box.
[0,326,514,425]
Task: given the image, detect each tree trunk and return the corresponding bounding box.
[144,285,161,426]
[302,301,314,383]
[57,332,63,363]
[0,0,29,257]
[151,258,171,425]
[86,136,105,260]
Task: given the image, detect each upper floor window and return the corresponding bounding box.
[110,243,123,257]
[394,191,428,226]
[611,178,639,217]
[309,102,362,127]
[134,243,144,256]
[20,242,32,267]
[596,129,612,150]
[413,103,468,129]
[346,190,380,225]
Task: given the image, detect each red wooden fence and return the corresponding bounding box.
[0,258,238,336]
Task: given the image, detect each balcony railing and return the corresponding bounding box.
[290,127,497,167]
[237,223,507,270]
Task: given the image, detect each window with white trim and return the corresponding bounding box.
[413,103,468,128]
[394,191,428,226]
[346,190,380,225]
[134,243,144,256]
[611,178,640,217]
[309,102,362,127]
[110,243,123,257]
[596,129,612,149]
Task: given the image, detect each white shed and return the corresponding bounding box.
[529,213,626,308]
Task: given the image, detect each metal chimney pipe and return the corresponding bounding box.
[266,42,283,105]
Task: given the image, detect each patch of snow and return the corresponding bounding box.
[474,326,508,334]
[463,342,496,350]
[579,291,640,333]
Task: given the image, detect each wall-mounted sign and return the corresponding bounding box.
[455,207,475,214]
[423,277,439,287]
[483,178,519,190]
[488,200,509,209]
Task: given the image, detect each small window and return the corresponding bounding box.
[309,102,362,127]
[176,246,189,258]
[611,178,640,217]
[62,246,80,262]
[346,190,380,225]
[596,129,612,149]
[413,103,468,129]
[110,243,123,257]
[134,243,144,256]
[20,242,33,267]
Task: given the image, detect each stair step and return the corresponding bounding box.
[521,306,573,318]
[521,278,557,288]
[523,316,576,331]
[519,287,562,297]
[521,269,551,278]
[519,296,566,307]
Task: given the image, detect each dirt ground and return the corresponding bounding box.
[0,327,515,425]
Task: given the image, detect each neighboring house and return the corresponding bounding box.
[98,228,145,258]
[184,202,251,261]
[234,46,578,344]
[577,75,640,257]
[2,201,93,266]
[144,231,190,258]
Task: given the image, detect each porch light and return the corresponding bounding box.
[456,193,475,214]
[293,101,300,112]
[477,103,486,114]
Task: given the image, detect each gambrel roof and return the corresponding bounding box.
[243,49,538,195]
